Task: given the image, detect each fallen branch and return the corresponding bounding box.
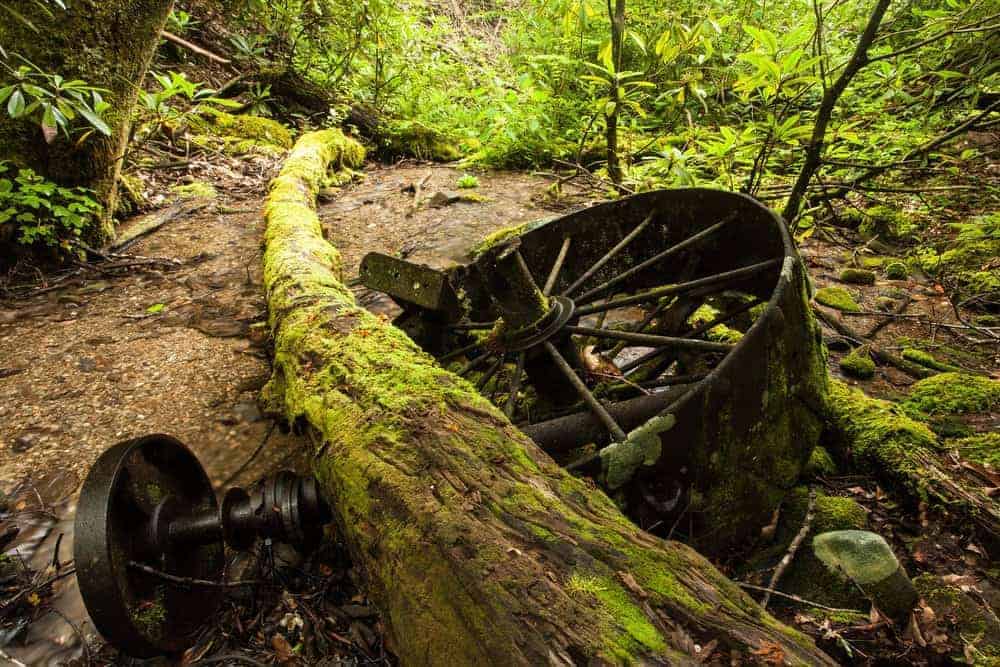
[160,29,231,64]
[109,199,212,252]
[865,295,912,338]
[811,303,935,378]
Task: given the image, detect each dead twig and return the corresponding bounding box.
[738,582,864,614]
[161,30,232,64]
[127,561,262,588]
[762,487,816,609]
[864,295,912,338]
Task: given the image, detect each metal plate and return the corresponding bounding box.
[74,435,224,657]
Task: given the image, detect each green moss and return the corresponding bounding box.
[839,268,876,285]
[117,173,147,217]
[900,348,960,373]
[909,214,1000,305]
[382,120,461,161]
[902,373,1000,417]
[469,219,550,259]
[913,573,1000,660]
[839,347,876,379]
[456,174,479,189]
[857,205,919,243]
[688,304,744,342]
[884,261,908,280]
[814,287,861,313]
[827,380,940,498]
[805,446,837,477]
[950,433,1000,468]
[188,108,293,156]
[566,572,667,661]
[169,181,216,201]
[130,588,167,640]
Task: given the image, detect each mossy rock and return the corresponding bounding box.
[857,205,919,244]
[381,120,462,162]
[839,268,876,285]
[884,261,908,280]
[745,488,869,611]
[949,432,1000,469]
[902,373,1000,418]
[188,108,293,156]
[839,347,876,379]
[813,530,917,622]
[814,286,861,313]
[913,573,1000,662]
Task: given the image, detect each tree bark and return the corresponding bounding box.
[262,130,836,664]
[605,0,626,186]
[0,0,175,243]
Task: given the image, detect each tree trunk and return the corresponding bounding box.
[261,130,836,664]
[0,0,175,243]
[605,0,626,186]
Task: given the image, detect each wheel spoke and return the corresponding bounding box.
[562,211,655,298]
[477,355,505,390]
[439,339,484,363]
[620,346,670,374]
[576,212,738,303]
[504,352,526,419]
[574,258,781,317]
[543,237,572,297]
[543,341,627,442]
[459,352,495,377]
[565,325,734,352]
[449,322,495,331]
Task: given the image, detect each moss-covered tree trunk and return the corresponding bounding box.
[261,130,836,664]
[0,0,174,243]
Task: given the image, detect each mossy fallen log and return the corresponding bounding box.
[261,130,835,664]
[826,380,1000,553]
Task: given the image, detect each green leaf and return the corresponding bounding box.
[77,105,111,136]
[7,89,25,118]
[146,303,166,314]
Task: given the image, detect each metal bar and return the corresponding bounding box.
[543,341,627,442]
[543,237,572,296]
[505,352,526,419]
[574,258,781,317]
[477,355,505,390]
[439,340,483,363]
[459,352,495,377]
[564,326,733,352]
[576,212,738,303]
[449,321,495,331]
[562,211,655,298]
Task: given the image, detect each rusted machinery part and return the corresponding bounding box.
[359,188,825,551]
[74,435,332,658]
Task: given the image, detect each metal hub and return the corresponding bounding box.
[74,435,333,658]
[494,296,576,353]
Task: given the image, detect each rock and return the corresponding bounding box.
[77,357,98,372]
[884,261,908,280]
[839,347,876,379]
[874,296,897,312]
[428,190,461,207]
[813,530,918,622]
[742,488,868,611]
[839,268,876,285]
[233,401,263,423]
[13,432,39,453]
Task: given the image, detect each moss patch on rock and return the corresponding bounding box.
[381,120,462,162]
[910,213,1000,307]
[839,347,876,379]
[900,348,960,373]
[805,446,837,477]
[169,181,217,202]
[852,205,919,244]
[883,261,908,280]
[839,268,876,285]
[814,287,861,313]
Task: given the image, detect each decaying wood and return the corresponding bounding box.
[261,130,837,664]
[762,488,816,609]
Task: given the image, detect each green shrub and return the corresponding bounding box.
[0,162,101,253]
[456,174,480,189]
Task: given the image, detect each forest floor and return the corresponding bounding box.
[0,152,997,664]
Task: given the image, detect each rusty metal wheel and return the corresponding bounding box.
[361,188,826,549]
